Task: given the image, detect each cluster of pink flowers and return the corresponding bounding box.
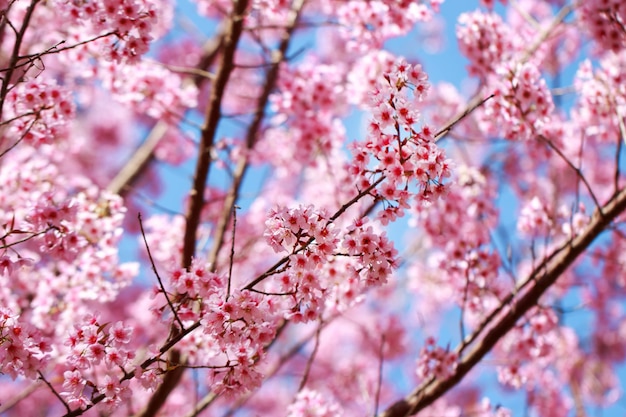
[264,205,398,320]
[144,260,278,397]
[0,307,50,380]
[577,0,626,52]
[264,205,339,321]
[346,50,397,107]
[340,217,397,287]
[141,214,186,268]
[495,308,560,389]
[481,62,554,140]
[574,52,626,143]
[0,147,138,329]
[332,0,436,51]
[247,0,294,30]
[262,61,348,170]
[26,192,83,261]
[416,336,458,380]
[61,313,134,411]
[264,205,338,257]
[99,61,198,122]
[411,166,503,320]
[349,59,451,212]
[4,80,75,147]
[286,388,344,417]
[52,0,159,62]
[457,11,514,77]
[202,289,277,395]
[168,259,224,302]
[518,195,589,239]
[517,196,552,237]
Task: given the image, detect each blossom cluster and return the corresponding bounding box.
[3,80,75,147]
[411,166,503,321]
[0,146,138,330]
[264,205,397,320]
[0,307,50,380]
[61,314,135,411]
[331,0,436,51]
[517,196,589,238]
[416,336,458,380]
[490,309,619,414]
[99,61,198,122]
[202,289,277,395]
[143,260,279,397]
[262,61,348,172]
[574,52,626,143]
[286,388,344,417]
[349,60,452,214]
[457,11,514,77]
[52,0,160,62]
[481,62,554,140]
[577,0,626,52]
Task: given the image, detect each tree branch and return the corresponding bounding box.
[207,0,307,272]
[380,186,626,417]
[181,0,249,268]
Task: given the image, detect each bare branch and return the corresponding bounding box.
[182,0,250,269]
[0,0,41,118]
[207,0,307,272]
[297,317,323,392]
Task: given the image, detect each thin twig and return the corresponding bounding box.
[538,134,603,213]
[0,380,41,413]
[459,269,470,343]
[227,205,239,300]
[153,61,215,81]
[374,334,386,417]
[297,318,323,392]
[616,112,626,193]
[138,212,185,331]
[38,371,70,413]
[107,122,168,196]
[0,226,53,250]
[433,94,495,142]
[0,115,37,159]
[0,0,41,118]
[186,393,218,417]
[519,2,574,63]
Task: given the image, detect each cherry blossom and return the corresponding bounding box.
[2,1,626,417]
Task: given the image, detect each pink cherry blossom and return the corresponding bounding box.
[2,1,626,417]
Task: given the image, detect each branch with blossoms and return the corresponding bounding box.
[381,185,626,416]
[5,1,626,417]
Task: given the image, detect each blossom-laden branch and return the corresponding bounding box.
[5,1,626,417]
[381,187,626,416]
